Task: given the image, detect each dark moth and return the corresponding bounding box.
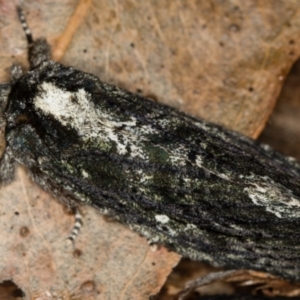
[0,7,300,281]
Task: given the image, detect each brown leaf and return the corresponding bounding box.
[259,59,300,160]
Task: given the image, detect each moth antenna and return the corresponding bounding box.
[67,208,83,244]
[16,7,34,46]
[16,6,51,69]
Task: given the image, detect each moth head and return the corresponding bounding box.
[28,38,51,69]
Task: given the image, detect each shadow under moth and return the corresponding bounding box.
[0,7,300,283]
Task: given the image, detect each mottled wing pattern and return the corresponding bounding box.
[4,61,300,280]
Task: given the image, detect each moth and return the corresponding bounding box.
[1,7,300,282]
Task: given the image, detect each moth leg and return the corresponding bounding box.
[0,146,16,185]
[67,207,83,244]
[177,270,239,300]
[16,7,51,69]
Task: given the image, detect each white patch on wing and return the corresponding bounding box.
[33,83,198,166]
[185,223,197,231]
[155,214,170,224]
[195,155,203,167]
[81,169,89,178]
[244,175,300,218]
[33,82,149,158]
